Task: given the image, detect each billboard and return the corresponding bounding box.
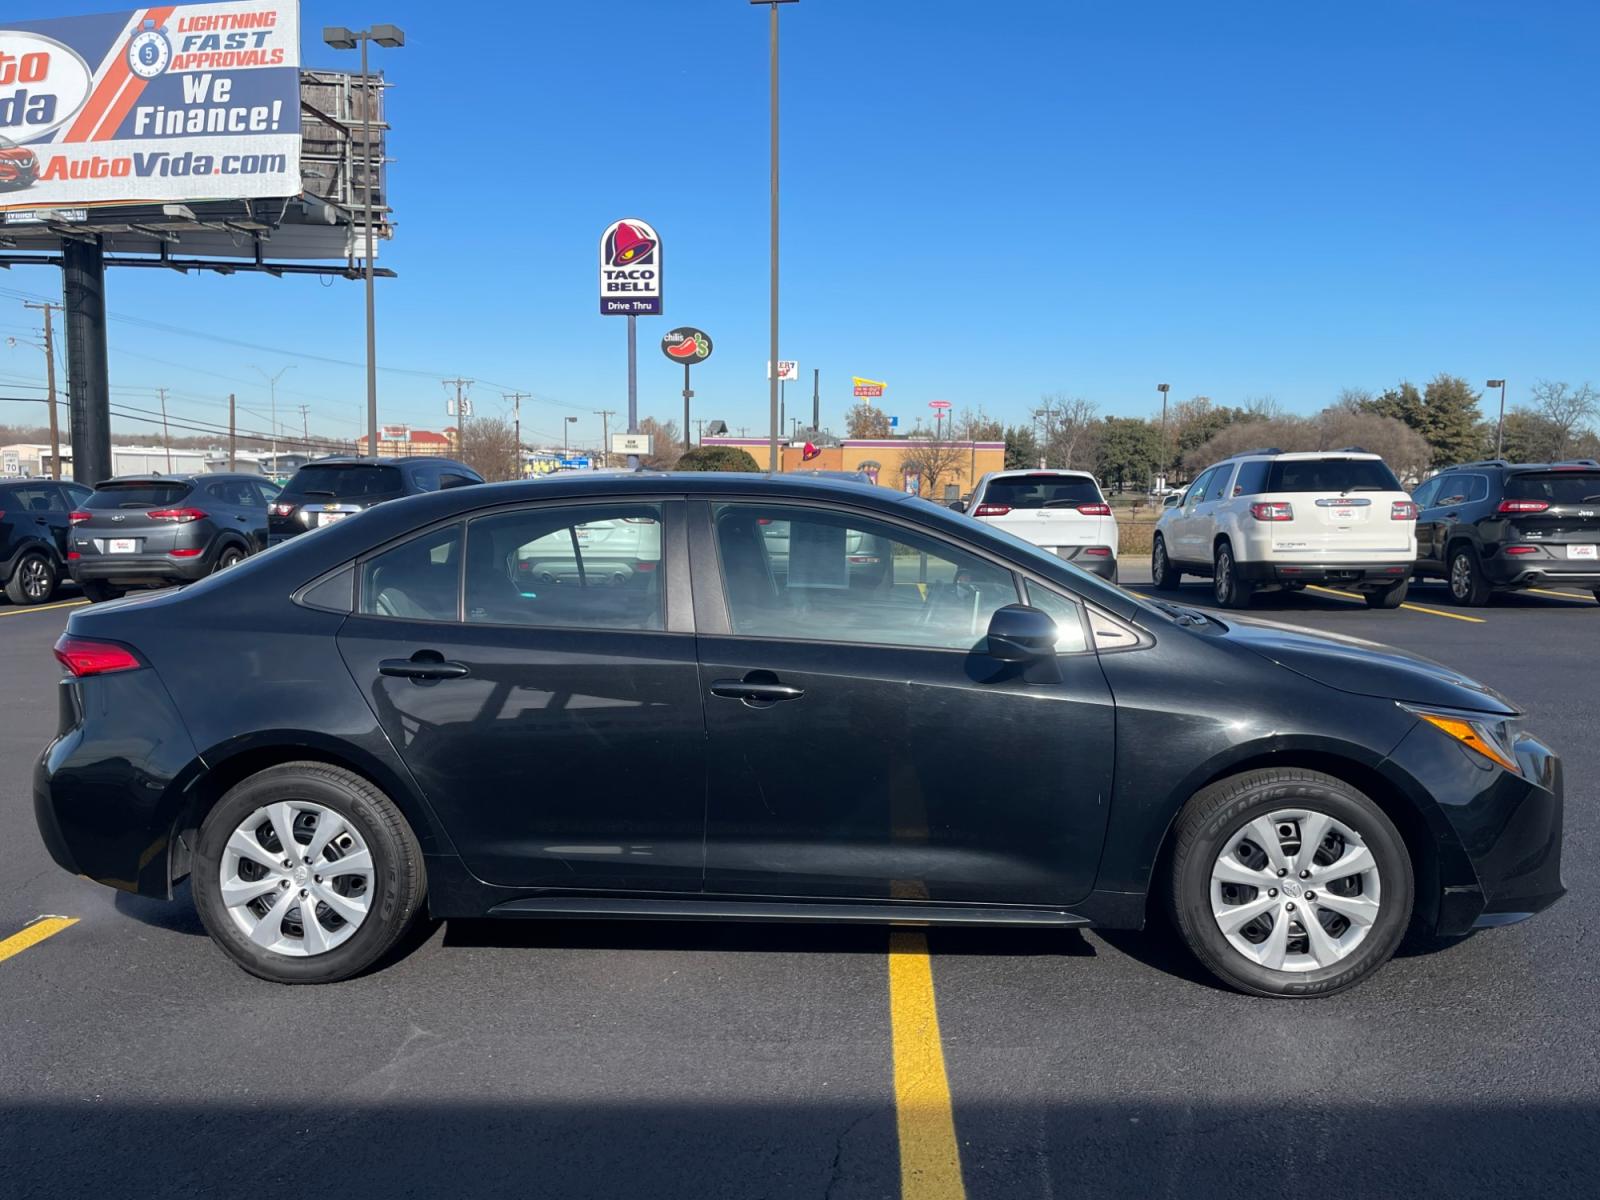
[768,360,798,381]
[600,217,662,315]
[853,377,886,398]
[0,1,301,213]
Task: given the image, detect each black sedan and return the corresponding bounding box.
[33,474,1565,996]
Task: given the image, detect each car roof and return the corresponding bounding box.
[983,469,1097,480]
[1444,458,1600,473]
[296,456,465,468]
[1223,450,1384,463]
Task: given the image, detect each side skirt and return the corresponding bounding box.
[486,895,1091,928]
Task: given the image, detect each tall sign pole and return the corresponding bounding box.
[662,329,714,452]
[756,2,799,471]
[600,218,664,469]
[812,367,819,432]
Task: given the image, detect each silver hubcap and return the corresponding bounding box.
[1210,809,1381,972]
[1154,542,1167,577]
[1215,553,1231,601]
[21,558,49,598]
[220,801,374,957]
[1451,554,1471,598]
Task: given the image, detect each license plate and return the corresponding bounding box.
[108,538,137,553]
[1569,544,1597,560]
[1333,508,1356,520]
[317,511,348,527]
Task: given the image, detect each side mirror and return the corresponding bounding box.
[986,604,1058,663]
[949,499,967,513]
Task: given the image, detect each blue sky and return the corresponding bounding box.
[2,0,1596,451]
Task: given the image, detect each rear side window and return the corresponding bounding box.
[440,472,478,490]
[86,481,193,509]
[980,475,1102,508]
[204,478,261,506]
[6,486,59,513]
[410,464,440,491]
[360,524,462,621]
[283,465,403,500]
[1232,461,1270,496]
[1506,472,1600,505]
[1266,458,1401,493]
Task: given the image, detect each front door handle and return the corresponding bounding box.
[710,676,805,705]
[380,654,470,681]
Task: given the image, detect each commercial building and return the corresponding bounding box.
[702,436,1006,501]
[353,427,457,457]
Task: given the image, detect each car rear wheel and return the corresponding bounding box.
[1151,535,1181,591]
[1213,542,1252,608]
[1169,768,1413,997]
[5,551,57,605]
[1364,579,1409,609]
[78,580,124,604]
[214,544,247,572]
[1447,545,1492,606]
[192,762,426,984]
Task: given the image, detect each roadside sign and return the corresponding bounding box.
[662,328,713,363]
[559,457,591,470]
[611,433,655,456]
[853,377,886,398]
[380,424,409,440]
[929,400,953,411]
[768,360,799,381]
[600,218,663,315]
[889,416,899,428]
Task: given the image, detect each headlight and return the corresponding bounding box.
[1400,703,1521,774]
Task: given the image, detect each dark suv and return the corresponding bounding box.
[68,474,279,603]
[268,457,483,544]
[1412,459,1600,605]
[0,479,93,605]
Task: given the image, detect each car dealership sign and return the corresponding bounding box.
[599,217,663,315]
[0,2,302,213]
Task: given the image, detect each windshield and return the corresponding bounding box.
[1265,459,1401,493]
[981,475,1103,508]
[281,465,403,500]
[85,481,193,509]
[1505,471,1600,505]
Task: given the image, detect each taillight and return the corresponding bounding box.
[1391,501,1418,520]
[973,504,1011,517]
[53,635,142,677]
[1082,547,1112,557]
[1504,546,1539,556]
[1076,503,1113,516]
[1250,502,1294,521]
[270,502,297,518]
[1497,500,1549,514]
[147,507,208,523]
[69,510,91,524]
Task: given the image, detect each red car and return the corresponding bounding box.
[0,136,40,192]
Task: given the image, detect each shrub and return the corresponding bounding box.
[675,445,761,472]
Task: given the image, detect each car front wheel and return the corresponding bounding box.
[1169,768,1413,998]
[192,762,426,984]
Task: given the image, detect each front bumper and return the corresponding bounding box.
[69,552,212,586]
[1235,560,1413,589]
[1384,718,1565,936]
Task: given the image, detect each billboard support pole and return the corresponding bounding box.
[682,363,692,450]
[812,367,819,433]
[62,238,111,486]
[627,315,639,469]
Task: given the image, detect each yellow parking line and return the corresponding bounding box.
[889,928,965,1200]
[0,916,78,964]
[0,599,88,618]
[1305,585,1485,623]
[1526,587,1596,602]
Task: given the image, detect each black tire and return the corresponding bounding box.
[1168,768,1413,998]
[1446,544,1492,606]
[78,580,124,604]
[4,550,57,605]
[192,762,426,984]
[1212,541,1252,608]
[1593,589,1600,605]
[213,543,247,573]
[1151,535,1181,591]
[1364,579,1409,609]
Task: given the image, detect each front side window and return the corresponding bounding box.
[1184,469,1215,511]
[465,504,664,631]
[1409,476,1442,509]
[713,503,1018,651]
[360,524,462,621]
[1432,474,1467,506]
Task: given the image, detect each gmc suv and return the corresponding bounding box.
[1411,459,1600,605]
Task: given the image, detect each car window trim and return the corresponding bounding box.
[689,496,1027,654]
[1017,578,1095,657]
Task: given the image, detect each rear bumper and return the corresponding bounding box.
[69,552,212,585]
[1235,560,1413,589]
[1479,548,1600,588]
[1054,547,1117,578]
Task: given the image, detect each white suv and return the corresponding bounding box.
[1151,449,1418,608]
[966,469,1120,580]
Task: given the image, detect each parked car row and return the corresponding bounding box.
[0,456,486,606]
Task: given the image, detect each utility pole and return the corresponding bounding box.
[695,418,705,445]
[594,409,614,467]
[1486,379,1507,459]
[228,394,237,469]
[444,377,473,461]
[505,393,528,476]
[21,301,63,479]
[156,387,173,473]
[252,365,294,472]
[812,367,819,433]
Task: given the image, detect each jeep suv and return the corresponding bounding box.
[1411,459,1600,605]
[268,457,483,544]
[1152,449,1417,608]
[965,469,1120,580]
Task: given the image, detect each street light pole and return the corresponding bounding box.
[1156,383,1171,486]
[564,415,578,456]
[755,2,799,474]
[252,364,294,475]
[323,24,404,457]
[1486,379,1507,459]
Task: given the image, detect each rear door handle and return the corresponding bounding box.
[380,655,470,681]
[710,678,805,704]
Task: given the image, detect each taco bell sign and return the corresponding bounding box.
[599,217,663,316]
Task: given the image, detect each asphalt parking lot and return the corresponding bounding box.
[2,572,1597,1199]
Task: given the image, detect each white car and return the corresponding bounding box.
[1152,449,1418,608]
[966,469,1119,580]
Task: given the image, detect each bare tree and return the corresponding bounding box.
[953,406,1002,441]
[1036,393,1098,469]
[1333,387,1374,413]
[638,416,683,470]
[1184,408,1432,484]
[1242,394,1283,420]
[899,426,970,500]
[1529,380,1599,457]
[456,415,520,481]
[844,402,891,439]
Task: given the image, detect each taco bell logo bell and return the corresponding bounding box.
[599,217,663,316]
